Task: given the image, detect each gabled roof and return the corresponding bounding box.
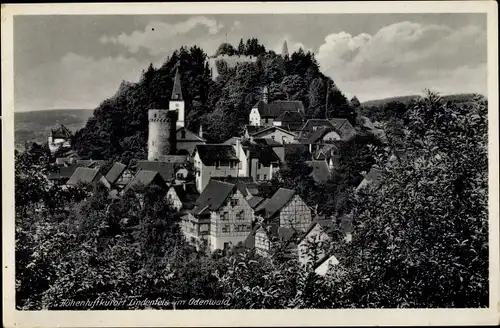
[51,124,72,139]
[284,144,312,161]
[275,111,305,123]
[155,154,189,164]
[253,138,283,147]
[191,180,236,215]
[302,218,334,241]
[47,165,83,180]
[356,167,383,192]
[314,253,340,271]
[306,127,341,144]
[211,176,253,198]
[328,118,356,140]
[250,125,296,138]
[105,162,127,184]
[136,161,176,182]
[123,170,165,193]
[247,196,265,209]
[67,167,101,186]
[299,119,334,133]
[170,184,189,203]
[177,126,206,142]
[254,100,305,118]
[257,188,296,218]
[194,144,239,164]
[307,160,331,182]
[245,125,266,136]
[241,140,280,165]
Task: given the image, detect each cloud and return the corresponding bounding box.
[15,53,149,111]
[100,16,224,56]
[231,20,242,32]
[316,21,487,101]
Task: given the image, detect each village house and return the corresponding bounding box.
[122,170,167,194]
[298,119,336,138]
[255,188,312,233]
[298,219,336,267]
[303,127,343,154]
[104,162,134,190]
[166,184,188,211]
[328,118,356,141]
[192,144,241,193]
[314,254,340,276]
[48,124,72,154]
[183,179,254,251]
[134,160,177,186]
[175,126,207,156]
[249,86,306,127]
[66,167,110,189]
[248,125,297,145]
[313,143,338,171]
[306,160,331,183]
[272,111,306,132]
[356,166,383,193]
[240,139,280,182]
[246,223,297,258]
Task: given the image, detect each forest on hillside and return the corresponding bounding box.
[72,39,357,162]
[15,92,489,309]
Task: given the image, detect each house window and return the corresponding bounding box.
[271,135,275,140]
[258,163,262,169]
[230,161,234,169]
[176,172,184,179]
[215,161,220,169]
[282,136,287,143]
[263,174,267,180]
[236,210,244,220]
[181,130,186,139]
[265,118,269,124]
[222,225,230,233]
[222,212,229,220]
[256,174,260,180]
[230,199,239,207]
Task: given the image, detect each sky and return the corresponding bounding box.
[14,13,487,112]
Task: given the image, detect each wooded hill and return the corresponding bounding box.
[72,39,356,161]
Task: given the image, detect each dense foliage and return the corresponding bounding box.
[73,40,354,158]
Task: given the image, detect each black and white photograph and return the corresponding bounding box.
[2,1,499,327]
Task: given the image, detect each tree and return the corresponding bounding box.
[308,77,327,118]
[237,38,245,55]
[336,92,488,307]
[215,42,236,57]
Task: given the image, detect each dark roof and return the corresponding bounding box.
[306,127,340,144]
[299,119,334,133]
[257,188,296,218]
[356,167,383,191]
[253,138,282,147]
[211,177,254,198]
[194,144,239,164]
[171,66,183,100]
[241,140,280,165]
[155,154,189,164]
[177,126,206,142]
[247,196,265,209]
[339,216,353,233]
[275,111,305,124]
[51,124,72,139]
[302,218,334,239]
[191,180,236,215]
[250,125,296,138]
[307,160,331,182]
[255,100,305,118]
[47,165,82,180]
[313,253,340,270]
[328,118,356,140]
[124,170,165,193]
[136,161,176,182]
[284,144,312,160]
[171,184,189,202]
[67,167,101,186]
[105,162,127,184]
[245,125,265,135]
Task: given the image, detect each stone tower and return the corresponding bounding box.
[169,65,185,128]
[147,64,183,161]
[282,40,289,59]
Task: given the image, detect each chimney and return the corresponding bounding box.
[199,125,203,138]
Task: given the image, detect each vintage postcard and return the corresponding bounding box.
[2,1,499,327]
